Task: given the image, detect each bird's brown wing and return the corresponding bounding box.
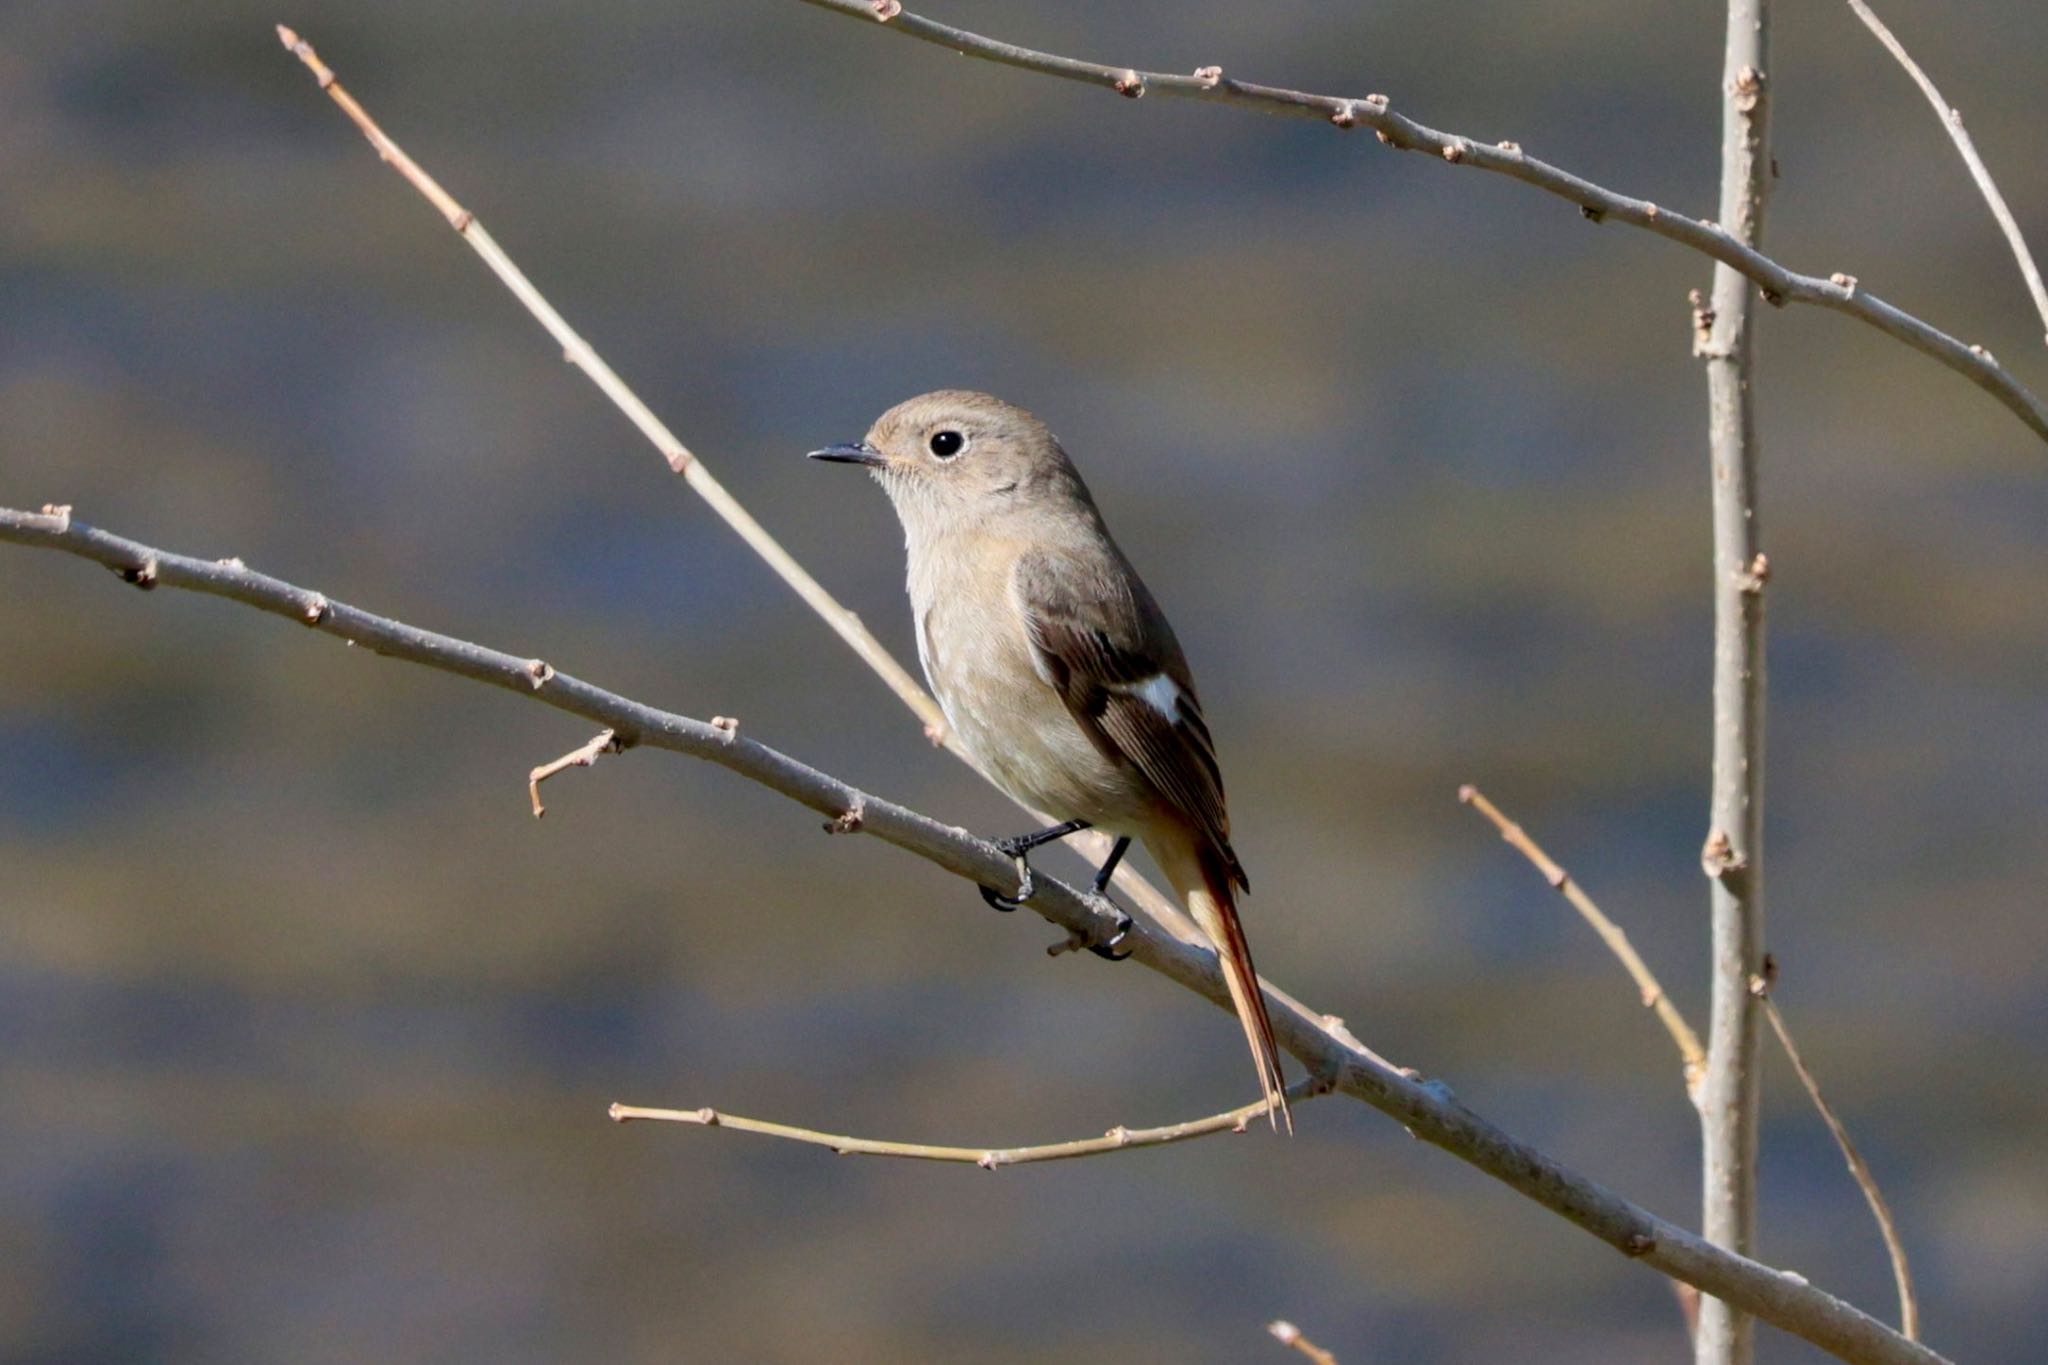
[1014,549,1247,891]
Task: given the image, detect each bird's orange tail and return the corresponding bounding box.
[1155,835,1291,1133]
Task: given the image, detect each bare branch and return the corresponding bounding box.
[609,1077,1320,1167]
[1459,785,1706,1097]
[1698,7,1774,1360]
[1461,784,1916,1343]
[0,506,1951,1365]
[1268,1320,1340,1365]
[1754,967,1920,1341]
[1844,0,2048,348]
[273,23,1181,944]
[791,0,2048,446]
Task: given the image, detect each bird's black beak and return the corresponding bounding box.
[807,440,885,468]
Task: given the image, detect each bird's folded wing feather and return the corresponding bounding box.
[1013,550,1247,891]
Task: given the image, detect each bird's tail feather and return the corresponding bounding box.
[1158,835,1291,1133]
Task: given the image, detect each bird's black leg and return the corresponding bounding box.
[1082,836,1135,961]
[977,819,1090,912]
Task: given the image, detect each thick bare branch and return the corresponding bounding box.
[610,1077,1319,1167]
[792,0,2048,446]
[1845,0,2048,348]
[0,506,1950,1365]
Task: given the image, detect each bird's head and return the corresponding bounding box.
[809,390,1087,535]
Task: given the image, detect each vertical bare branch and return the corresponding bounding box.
[1844,0,2048,347]
[1697,3,1774,1361]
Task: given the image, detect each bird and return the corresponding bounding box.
[810,390,1289,1130]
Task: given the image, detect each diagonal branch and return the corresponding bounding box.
[1755,971,1920,1341]
[0,505,1948,1365]
[793,0,2048,446]
[1459,786,1705,1095]
[1845,0,2048,348]
[273,23,1187,941]
[609,1077,1321,1167]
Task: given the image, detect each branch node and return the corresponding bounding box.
[870,0,902,19]
[1736,552,1771,594]
[1644,202,1660,220]
[1373,130,1394,146]
[216,555,245,569]
[1829,271,1860,295]
[1579,203,1606,223]
[38,503,73,531]
[1192,65,1222,86]
[450,209,475,233]
[1112,69,1145,99]
[923,720,950,747]
[1688,288,1718,356]
[1970,343,1999,369]
[1625,1231,1659,1258]
[1495,139,1521,154]
[1441,140,1466,164]
[1329,102,1356,129]
[1761,286,1787,307]
[301,593,331,625]
[526,658,556,690]
[711,715,741,742]
[117,557,159,591]
[1731,63,1766,112]
[823,795,866,835]
[1700,827,1749,880]
[1364,92,1390,108]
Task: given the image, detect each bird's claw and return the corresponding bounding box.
[1086,908,1135,961]
[978,883,1023,913]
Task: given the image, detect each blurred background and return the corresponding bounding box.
[3,1,2045,1360]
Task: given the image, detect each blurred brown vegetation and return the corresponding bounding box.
[2,2,2045,1360]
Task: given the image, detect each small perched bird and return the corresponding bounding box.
[811,391,1289,1130]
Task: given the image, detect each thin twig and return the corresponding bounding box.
[610,1078,1321,1167]
[1267,1320,1339,1365]
[1459,784,1917,1344]
[1753,968,1920,1341]
[1844,0,2048,348]
[528,728,622,818]
[793,0,2048,446]
[273,23,1182,938]
[1458,786,1706,1096]
[0,506,1950,1365]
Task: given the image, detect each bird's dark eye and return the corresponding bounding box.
[928,429,965,459]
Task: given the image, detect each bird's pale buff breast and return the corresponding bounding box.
[908,535,1153,832]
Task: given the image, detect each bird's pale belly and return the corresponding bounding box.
[928,639,1151,833]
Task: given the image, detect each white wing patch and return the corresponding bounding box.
[1117,673,1183,722]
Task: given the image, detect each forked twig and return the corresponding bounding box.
[529,728,623,818]
[1459,785,1706,1095]
[1754,967,1920,1340]
[1845,0,2048,347]
[1462,783,1918,1344]
[610,1077,1322,1168]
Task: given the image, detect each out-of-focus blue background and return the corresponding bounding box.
[3,2,2044,1360]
